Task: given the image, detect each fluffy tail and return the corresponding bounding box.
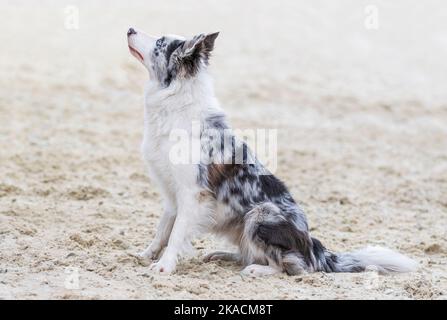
[312,238,418,274]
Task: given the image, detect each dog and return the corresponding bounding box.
[127,27,417,276]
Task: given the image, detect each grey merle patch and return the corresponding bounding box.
[150,33,219,87]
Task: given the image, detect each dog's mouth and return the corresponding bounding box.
[129,46,144,61]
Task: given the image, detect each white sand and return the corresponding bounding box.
[0,0,446,299]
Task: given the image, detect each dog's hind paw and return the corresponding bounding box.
[241,264,281,277]
[203,251,241,263]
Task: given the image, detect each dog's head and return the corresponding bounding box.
[127,28,219,87]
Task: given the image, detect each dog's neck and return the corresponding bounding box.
[144,71,218,115]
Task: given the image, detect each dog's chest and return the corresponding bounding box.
[141,106,197,181]
[142,116,180,166]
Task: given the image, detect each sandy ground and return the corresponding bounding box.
[1,0,446,299]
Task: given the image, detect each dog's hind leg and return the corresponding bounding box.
[203,251,242,263]
[239,202,313,276]
[241,264,281,277]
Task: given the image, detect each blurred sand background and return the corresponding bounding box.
[0,0,446,299]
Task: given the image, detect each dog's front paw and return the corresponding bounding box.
[149,257,176,274]
[138,244,162,260]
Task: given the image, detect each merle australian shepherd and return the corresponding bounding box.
[127,27,417,276]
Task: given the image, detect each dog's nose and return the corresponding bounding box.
[127,28,137,37]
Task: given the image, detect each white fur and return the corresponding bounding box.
[129,28,223,274]
[241,264,281,277]
[343,246,418,274]
[138,71,221,273]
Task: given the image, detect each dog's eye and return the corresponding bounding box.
[156,38,163,47]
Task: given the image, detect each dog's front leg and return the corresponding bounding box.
[150,189,201,274]
[139,198,176,260]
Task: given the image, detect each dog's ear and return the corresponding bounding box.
[176,32,219,75]
[182,32,219,60]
